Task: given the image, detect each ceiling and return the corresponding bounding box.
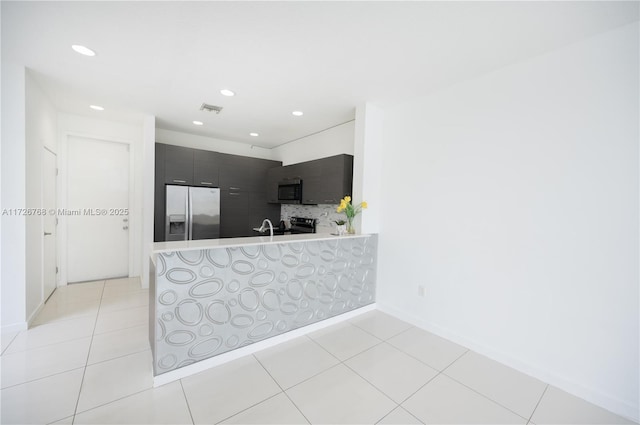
[3,1,638,148]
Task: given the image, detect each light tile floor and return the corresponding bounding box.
[1,278,636,424]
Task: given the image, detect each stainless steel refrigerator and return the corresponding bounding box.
[165,185,220,241]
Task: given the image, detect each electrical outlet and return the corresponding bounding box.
[418,285,425,297]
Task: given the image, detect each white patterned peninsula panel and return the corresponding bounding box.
[150,234,377,375]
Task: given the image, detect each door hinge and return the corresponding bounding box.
[56,168,59,176]
[56,266,58,274]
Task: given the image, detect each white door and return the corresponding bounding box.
[67,136,129,282]
[43,148,57,300]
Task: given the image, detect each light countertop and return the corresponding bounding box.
[151,233,371,254]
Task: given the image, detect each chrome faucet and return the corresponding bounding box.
[258,218,274,237]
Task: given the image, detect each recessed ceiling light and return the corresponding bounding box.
[193,121,204,126]
[220,89,235,97]
[292,111,304,116]
[71,44,96,56]
[249,132,259,137]
[89,105,104,111]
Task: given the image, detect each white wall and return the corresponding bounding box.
[353,105,383,234]
[156,128,273,160]
[25,71,58,322]
[272,121,355,166]
[374,23,639,421]
[1,62,27,332]
[57,113,144,284]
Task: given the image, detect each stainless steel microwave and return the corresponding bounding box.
[278,179,302,203]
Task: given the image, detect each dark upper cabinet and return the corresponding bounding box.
[162,144,220,188]
[266,154,353,205]
[299,161,323,204]
[164,144,194,185]
[193,149,219,187]
[218,154,280,191]
[266,167,286,203]
[218,153,247,190]
[155,143,282,240]
[282,163,303,180]
[314,154,353,204]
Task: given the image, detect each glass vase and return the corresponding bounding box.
[346,216,355,234]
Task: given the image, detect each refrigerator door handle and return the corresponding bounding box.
[187,188,193,240]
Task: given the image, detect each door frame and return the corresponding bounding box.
[58,132,136,286]
[42,146,58,299]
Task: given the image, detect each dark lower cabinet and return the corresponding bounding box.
[220,190,250,238]
[249,191,281,230]
[220,190,281,238]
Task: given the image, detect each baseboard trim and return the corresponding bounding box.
[153,303,377,387]
[376,303,639,423]
[26,301,46,328]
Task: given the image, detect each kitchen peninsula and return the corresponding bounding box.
[149,233,377,383]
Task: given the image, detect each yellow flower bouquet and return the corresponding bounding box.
[336,196,367,234]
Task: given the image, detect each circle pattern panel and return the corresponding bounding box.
[153,236,377,374]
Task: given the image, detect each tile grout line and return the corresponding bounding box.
[93,318,150,337]
[348,317,415,342]
[30,311,101,329]
[437,348,470,376]
[393,348,470,408]
[526,384,549,424]
[283,361,345,393]
[72,386,152,417]
[304,328,401,421]
[436,350,540,422]
[386,338,466,375]
[283,318,556,425]
[9,278,147,424]
[251,353,313,425]
[375,406,424,425]
[85,347,151,368]
[339,359,400,418]
[298,319,464,423]
[367,318,560,423]
[0,365,87,391]
[39,304,551,425]
[179,379,196,425]
[306,324,386,364]
[213,392,284,425]
[283,319,427,423]
[255,334,344,392]
[1,331,21,356]
[71,280,107,424]
[67,280,153,419]
[1,283,106,423]
[439,371,531,422]
[2,322,98,356]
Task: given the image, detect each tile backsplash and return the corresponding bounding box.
[281,204,348,234]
